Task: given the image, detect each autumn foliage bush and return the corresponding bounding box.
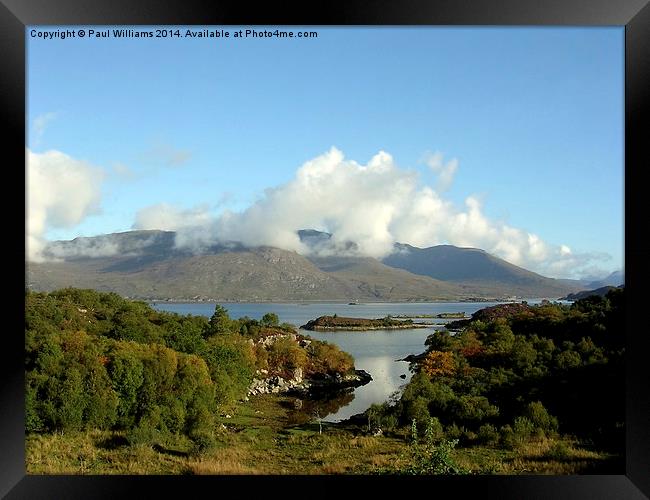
[421,350,456,377]
[306,340,354,376]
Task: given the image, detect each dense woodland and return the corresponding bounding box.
[25,288,353,450]
[366,288,625,466]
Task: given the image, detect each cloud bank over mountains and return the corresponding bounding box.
[27,149,104,262]
[28,146,613,279]
[133,147,610,279]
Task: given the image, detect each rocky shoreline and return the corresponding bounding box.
[247,368,372,398]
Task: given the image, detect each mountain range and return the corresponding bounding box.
[585,270,624,289]
[25,229,590,302]
[561,285,624,302]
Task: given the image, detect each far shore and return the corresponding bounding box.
[146,297,541,305]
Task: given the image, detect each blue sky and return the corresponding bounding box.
[27,26,623,278]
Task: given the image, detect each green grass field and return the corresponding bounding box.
[26,393,616,475]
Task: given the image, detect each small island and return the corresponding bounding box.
[436,312,467,319]
[300,315,431,331]
[392,312,467,319]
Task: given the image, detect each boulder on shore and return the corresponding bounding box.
[247,369,372,398]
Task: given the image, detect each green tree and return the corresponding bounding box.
[261,312,279,327]
[163,316,207,354]
[554,350,582,370]
[524,401,559,434]
[108,346,145,428]
[477,423,500,446]
[203,336,255,405]
[483,318,515,354]
[207,305,232,335]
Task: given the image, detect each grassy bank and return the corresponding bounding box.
[26,393,616,475]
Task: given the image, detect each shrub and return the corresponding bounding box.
[511,336,537,371]
[126,414,162,446]
[267,337,308,378]
[203,335,256,403]
[366,402,399,432]
[512,416,535,444]
[462,429,477,444]
[499,424,516,449]
[554,350,582,370]
[25,382,43,433]
[544,440,571,460]
[477,424,500,446]
[457,330,484,358]
[189,430,217,456]
[424,417,445,443]
[483,319,515,354]
[405,397,432,434]
[403,420,468,476]
[425,330,454,351]
[449,395,499,422]
[55,367,86,430]
[306,340,354,375]
[445,423,463,441]
[83,367,119,430]
[421,350,456,377]
[261,313,279,327]
[524,401,559,435]
[254,343,269,371]
[163,316,207,355]
[108,346,145,428]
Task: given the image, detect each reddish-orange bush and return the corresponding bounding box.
[421,350,456,377]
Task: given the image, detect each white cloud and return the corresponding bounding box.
[158,146,608,278]
[32,112,58,145]
[424,151,458,192]
[133,203,212,232]
[45,238,120,260]
[43,232,162,260]
[203,147,417,258]
[27,148,104,261]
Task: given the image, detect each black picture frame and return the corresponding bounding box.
[3,1,648,497]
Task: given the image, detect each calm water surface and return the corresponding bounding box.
[151,300,556,421]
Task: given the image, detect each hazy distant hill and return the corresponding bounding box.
[306,255,464,300]
[587,271,624,289]
[26,230,585,301]
[562,285,623,301]
[381,243,583,298]
[30,245,347,301]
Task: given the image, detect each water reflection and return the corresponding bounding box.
[152,302,531,422]
[314,358,412,422]
[302,329,430,422]
[284,390,355,425]
[284,354,415,423]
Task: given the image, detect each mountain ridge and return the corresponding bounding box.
[26,229,586,301]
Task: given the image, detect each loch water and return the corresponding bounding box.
[151,300,555,421]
